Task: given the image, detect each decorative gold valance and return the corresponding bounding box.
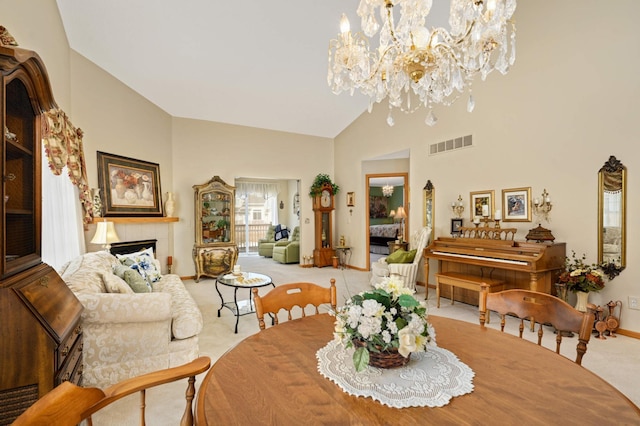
[42,108,93,227]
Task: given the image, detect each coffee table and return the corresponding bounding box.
[215,272,274,333]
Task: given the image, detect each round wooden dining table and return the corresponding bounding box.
[195,314,640,425]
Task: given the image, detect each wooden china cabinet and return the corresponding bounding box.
[193,176,238,282]
[0,46,83,423]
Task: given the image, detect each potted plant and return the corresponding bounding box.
[333,277,434,372]
[309,173,340,197]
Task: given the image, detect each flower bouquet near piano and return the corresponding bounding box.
[557,251,605,293]
[333,277,434,372]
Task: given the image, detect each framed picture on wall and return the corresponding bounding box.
[347,192,355,207]
[470,190,495,220]
[97,151,163,217]
[502,187,531,222]
[369,195,388,218]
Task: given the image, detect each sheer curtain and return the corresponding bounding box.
[41,148,85,270]
[236,180,280,224]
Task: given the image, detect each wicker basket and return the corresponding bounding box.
[353,340,410,369]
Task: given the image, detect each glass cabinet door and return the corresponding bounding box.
[200,190,232,244]
[3,71,41,278]
[194,176,236,246]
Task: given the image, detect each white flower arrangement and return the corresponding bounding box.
[333,277,434,372]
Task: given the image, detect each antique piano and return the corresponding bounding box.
[424,237,566,305]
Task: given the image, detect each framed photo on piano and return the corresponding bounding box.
[470,190,495,221]
[451,218,463,236]
[502,187,531,222]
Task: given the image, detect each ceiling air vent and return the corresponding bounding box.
[429,134,473,155]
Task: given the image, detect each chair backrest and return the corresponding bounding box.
[409,226,431,265]
[263,225,277,241]
[253,279,337,330]
[290,226,300,242]
[13,356,211,426]
[479,287,595,365]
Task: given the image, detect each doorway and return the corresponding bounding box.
[234,178,300,255]
[366,173,409,270]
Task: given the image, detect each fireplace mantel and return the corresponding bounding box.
[91,217,178,224]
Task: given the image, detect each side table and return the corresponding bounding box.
[215,272,275,333]
[388,241,409,254]
[335,246,351,269]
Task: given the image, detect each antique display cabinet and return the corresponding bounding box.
[193,176,238,282]
[0,45,83,423]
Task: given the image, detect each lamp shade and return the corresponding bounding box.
[395,206,407,219]
[91,221,120,250]
[389,210,396,218]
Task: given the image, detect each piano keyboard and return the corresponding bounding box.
[431,251,529,265]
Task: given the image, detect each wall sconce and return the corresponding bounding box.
[451,194,464,218]
[532,189,553,222]
[526,188,555,243]
[279,200,284,209]
[90,220,120,252]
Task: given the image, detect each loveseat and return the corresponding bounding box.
[59,251,203,388]
[258,224,289,257]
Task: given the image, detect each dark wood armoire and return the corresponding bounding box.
[0,45,83,423]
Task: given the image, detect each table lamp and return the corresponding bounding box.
[395,206,407,242]
[91,220,120,252]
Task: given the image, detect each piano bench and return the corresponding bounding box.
[435,272,504,322]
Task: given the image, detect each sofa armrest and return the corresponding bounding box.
[153,274,204,339]
[77,292,172,324]
[274,239,291,247]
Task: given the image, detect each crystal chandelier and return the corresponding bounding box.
[382,184,394,197]
[328,0,517,126]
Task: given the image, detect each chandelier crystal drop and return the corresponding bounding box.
[328,0,517,125]
[382,184,394,197]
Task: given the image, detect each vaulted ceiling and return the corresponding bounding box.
[55,0,449,139]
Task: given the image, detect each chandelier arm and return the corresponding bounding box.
[431,43,482,75]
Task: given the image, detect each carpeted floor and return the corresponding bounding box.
[91,254,640,424]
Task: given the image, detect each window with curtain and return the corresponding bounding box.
[235,179,280,253]
[40,108,93,269]
[41,149,85,270]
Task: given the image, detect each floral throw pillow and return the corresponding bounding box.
[116,247,162,284]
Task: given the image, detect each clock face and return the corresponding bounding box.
[321,189,331,208]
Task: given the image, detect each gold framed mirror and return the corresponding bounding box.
[423,180,434,242]
[598,156,626,279]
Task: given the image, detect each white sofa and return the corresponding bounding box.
[59,251,203,388]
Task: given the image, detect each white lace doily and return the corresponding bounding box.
[316,340,475,408]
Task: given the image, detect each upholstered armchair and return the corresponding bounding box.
[272,226,300,264]
[258,225,277,257]
[370,226,431,290]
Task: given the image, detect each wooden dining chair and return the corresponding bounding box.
[12,356,211,426]
[478,286,595,365]
[253,279,337,330]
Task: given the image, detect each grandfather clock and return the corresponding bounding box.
[313,183,335,267]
